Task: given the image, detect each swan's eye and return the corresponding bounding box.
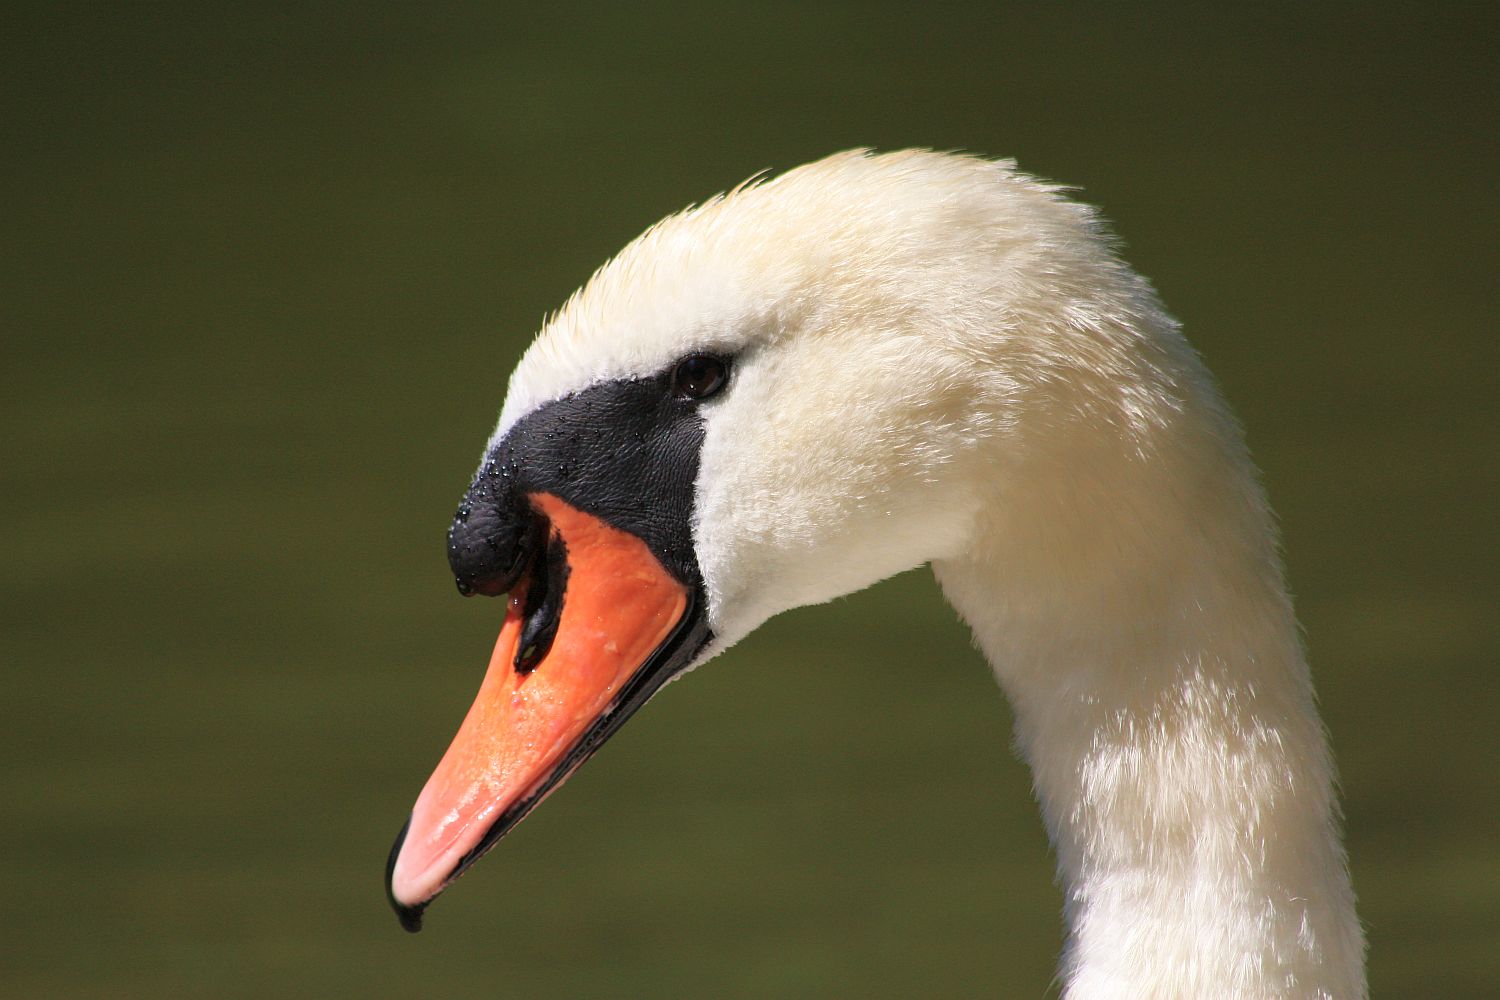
[670,353,729,400]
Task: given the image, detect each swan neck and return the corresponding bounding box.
[933,425,1366,998]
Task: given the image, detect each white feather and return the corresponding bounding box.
[495,149,1366,998]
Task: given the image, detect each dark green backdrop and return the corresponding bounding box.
[5,3,1496,996]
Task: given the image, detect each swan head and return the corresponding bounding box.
[386,149,1192,928]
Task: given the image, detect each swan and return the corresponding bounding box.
[384,149,1366,998]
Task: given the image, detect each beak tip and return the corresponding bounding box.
[385,815,429,934]
[393,900,427,934]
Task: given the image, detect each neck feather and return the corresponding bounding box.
[931,357,1366,999]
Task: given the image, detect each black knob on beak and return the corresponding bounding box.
[447,462,541,597]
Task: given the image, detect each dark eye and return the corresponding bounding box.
[670,353,729,400]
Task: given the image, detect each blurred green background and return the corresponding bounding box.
[4,3,1496,996]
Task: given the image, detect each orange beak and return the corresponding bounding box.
[385,493,701,930]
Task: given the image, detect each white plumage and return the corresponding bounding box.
[493,150,1366,998]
